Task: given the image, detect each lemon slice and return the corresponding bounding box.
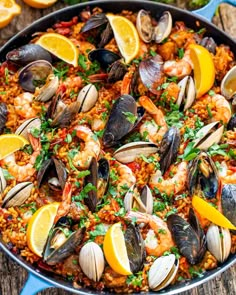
[26,202,60,257]
[22,0,57,9]
[106,14,140,64]
[36,33,79,67]
[0,134,29,160]
[0,0,21,29]
[189,43,215,98]
[103,222,132,275]
[192,195,236,230]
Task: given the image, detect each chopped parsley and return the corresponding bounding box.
[122,112,137,124]
[126,272,143,287]
[89,224,106,239]
[178,48,184,59]
[180,141,200,161]
[73,183,97,201]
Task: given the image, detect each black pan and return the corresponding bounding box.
[0,1,235,294]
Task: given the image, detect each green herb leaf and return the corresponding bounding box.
[122,112,137,124]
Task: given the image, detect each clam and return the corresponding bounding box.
[227,114,236,130]
[79,242,105,282]
[193,121,224,150]
[15,118,41,141]
[222,184,236,229]
[148,254,179,291]
[221,65,236,101]
[188,152,218,199]
[88,49,120,70]
[37,157,67,191]
[206,224,231,263]
[139,55,164,95]
[136,10,153,43]
[159,127,181,174]
[167,208,206,264]
[77,84,98,113]
[200,37,217,55]
[43,217,85,265]
[114,141,158,164]
[0,102,7,135]
[18,60,53,93]
[35,74,59,102]
[6,44,52,66]
[0,167,6,194]
[152,11,172,43]
[2,182,33,208]
[176,76,196,111]
[124,184,153,214]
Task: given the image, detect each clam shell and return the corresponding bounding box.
[206,224,231,263]
[79,242,105,282]
[15,118,41,140]
[177,76,195,111]
[152,11,172,43]
[221,65,236,100]
[114,141,158,163]
[77,84,98,113]
[148,254,179,291]
[0,167,6,194]
[2,182,33,208]
[136,10,153,43]
[35,74,59,102]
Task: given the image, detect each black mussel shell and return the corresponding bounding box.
[200,37,216,55]
[88,49,120,70]
[130,67,140,99]
[0,103,7,135]
[84,157,98,212]
[80,13,108,33]
[98,22,113,48]
[159,127,181,174]
[125,224,146,273]
[6,44,52,66]
[97,158,110,199]
[102,95,138,147]
[107,60,127,83]
[227,114,236,131]
[167,211,206,265]
[222,184,236,231]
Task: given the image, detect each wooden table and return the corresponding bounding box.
[0,1,236,295]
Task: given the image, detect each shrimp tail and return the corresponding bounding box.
[28,133,41,151]
[139,96,157,115]
[54,182,72,224]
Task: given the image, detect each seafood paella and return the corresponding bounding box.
[0,5,236,294]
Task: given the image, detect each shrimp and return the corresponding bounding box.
[2,133,41,182]
[209,94,231,124]
[163,49,192,78]
[72,125,101,169]
[149,161,188,196]
[139,95,168,143]
[14,92,38,119]
[219,161,236,184]
[54,182,72,224]
[126,211,174,257]
[116,163,136,196]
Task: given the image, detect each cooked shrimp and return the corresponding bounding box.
[72,125,101,169]
[139,95,168,143]
[116,163,136,196]
[126,211,174,257]
[149,161,188,196]
[163,49,192,78]
[219,161,236,184]
[54,182,72,224]
[14,92,38,119]
[2,133,41,182]
[209,94,231,124]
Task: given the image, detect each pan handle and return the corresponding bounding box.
[194,0,236,21]
[20,273,54,295]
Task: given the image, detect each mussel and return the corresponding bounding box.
[37,157,67,191]
[79,242,105,282]
[221,65,236,102]
[148,254,179,291]
[77,83,98,113]
[114,141,158,164]
[43,217,85,265]
[0,168,6,194]
[206,224,231,263]
[159,127,181,174]
[15,118,41,141]
[80,13,108,33]
[2,182,33,208]
[0,102,7,135]
[176,76,196,111]
[167,208,206,264]
[188,152,218,199]
[200,37,217,55]
[6,44,52,66]
[124,184,153,214]
[107,60,127,83]
[222,184,236,229]
[88,49,120,70]
[227,113,236,130]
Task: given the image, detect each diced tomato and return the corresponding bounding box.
[126,162,140,172]
[54,16,78,28]
[229,166,236,172]
[55,28,71,36]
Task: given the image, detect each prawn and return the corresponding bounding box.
[163,49,192,78]
[139,95,168,143]
[54,182,72,224]
[72,125,101,169]
[2,133,41,182]
[126,211,174,257]
[208,94,231,124]
[219,161,236,184]
[116,163,136,197]
[14,92,38,119]
[149,161,188,196]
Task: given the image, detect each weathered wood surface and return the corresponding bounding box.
[0,1,236,295]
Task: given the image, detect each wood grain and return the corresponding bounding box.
[0,1,236,295]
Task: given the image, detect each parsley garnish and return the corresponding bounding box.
[122,112,137,124]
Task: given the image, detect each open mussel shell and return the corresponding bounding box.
[84,157,98,212]
[222,184,236,230]
[80,13,108,33]
[114,141,158,163]
[97,158,109,199]
[206,224,231,263]
[6,44,52,66]
[0,167,6,194]
[107,60,127,83]
[193,121,224,150]
[176,76,195,111]
[188,152,218,199]
[88,49,120,70]
[221,65,236,100]
[152,11,172,43]
[2,182,33,208]
[148,254,179,291]
[35,74,59,102]
[136,10,153,43]
[79,241,105,282]
[124,223,145,273]
[102,95,138,147]
[0,103,7,135]
[124,184,153,214]
[15,118,41,141]
[200,37,217,55]
[77,83,98,113]
[227,114,236,130]
[159,126,180,174]
[18,60,53,93]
